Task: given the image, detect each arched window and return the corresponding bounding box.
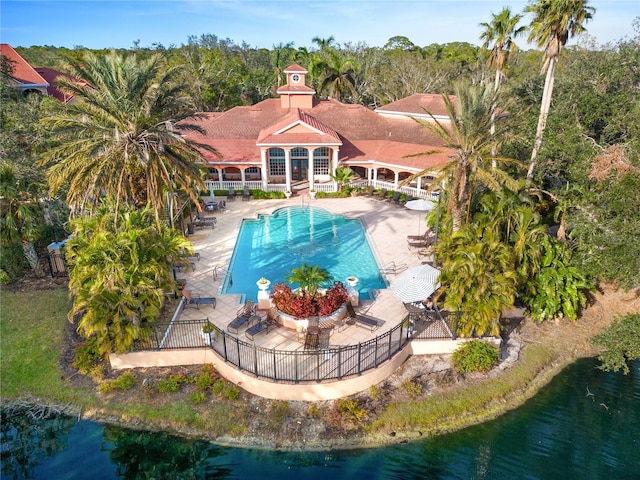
[291,147,308,159]
[313,147,330,175]
[268,148,285,176]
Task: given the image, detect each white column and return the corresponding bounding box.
[217,168,223,190]
[240,168,246,185]
[307,149,314,184]
[260,149,268,190]
[284,149,292,191]
[394,171,399,190]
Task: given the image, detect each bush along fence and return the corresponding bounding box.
[131,308,472,384]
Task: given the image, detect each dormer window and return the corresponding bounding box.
[291,74,301,84]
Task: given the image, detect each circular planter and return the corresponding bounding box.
[276,303,347,330]
[257,279,271,291]
[346,276,358,287]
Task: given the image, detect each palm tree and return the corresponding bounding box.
[406,81,519,234]
[309,50,358,102]
[66,203,193,355]
[272,42,294,88]
[330,167,355,192]
[0,164,45,276]
[479,7,525,167]
[525,0,595,180]
[39,51,216,222]
[438,224,518,337]
[286,263,332,298]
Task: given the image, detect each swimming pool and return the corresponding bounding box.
[222,206,386,302]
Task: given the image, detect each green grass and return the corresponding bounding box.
[0,289,91,405]
[368,344,556,436]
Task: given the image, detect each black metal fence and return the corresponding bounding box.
[131,309,459,384]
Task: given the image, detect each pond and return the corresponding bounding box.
[2,358,638,479]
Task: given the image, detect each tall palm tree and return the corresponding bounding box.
[272,42,294,88]
[525,0,595,180]
[406,81,519,234]
[479,7,525,167]
[0,164,45,276]
[309,50,358,102]
[39,51,216,222]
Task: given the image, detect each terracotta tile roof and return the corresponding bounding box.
[35,68,90,103]
[276,84,315,95]
[375,93,455,118]
[257,109,341,145]
[0,44,48,87]
[283,64,307,73]
[184,95,455,171]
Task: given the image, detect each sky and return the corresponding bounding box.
[1,0,638,51]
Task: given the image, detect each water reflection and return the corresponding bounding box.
[1,358,638,479]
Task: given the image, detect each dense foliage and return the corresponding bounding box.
[66,203,193,355]
[452,340,500,373]
[591,314,640,375]
[2,10,638,342]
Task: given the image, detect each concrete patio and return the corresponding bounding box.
[176,193,436,350]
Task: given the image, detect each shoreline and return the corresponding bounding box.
[3,284,638,451]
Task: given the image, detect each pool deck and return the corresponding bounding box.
[177,194,434,350]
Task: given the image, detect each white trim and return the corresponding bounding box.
[274,119,326,136]
[257,141,341,147]
[276,90,315,95]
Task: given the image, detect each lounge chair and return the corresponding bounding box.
[227,300,256,333]
[364,185,375,196]
[183,290,217,310]
[346,301,379,331]
[374,188,388,200]
[389,191,402,203]
[242,186,251,201]
[407,233,435,250]
[245,309,280,340]
[227,186,236,200]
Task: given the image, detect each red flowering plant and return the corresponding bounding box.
[270,281,348,319]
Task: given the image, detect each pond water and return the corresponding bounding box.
[2,358,638,479]
[222,206,386,302]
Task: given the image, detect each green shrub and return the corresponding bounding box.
[223,384,240,401]
[402,379,423,398]
[0,243,26,279]
[369,384,382,401]
[73,337,105,378]
[157,373,189,393]
[452,340,500,373]
[0,269,11,285]
[328,398,368,429]
[190,391,207,404]
[212,378,226,396]
[195,364,218,391]
[98,371,137,393]
[307,404,320,417]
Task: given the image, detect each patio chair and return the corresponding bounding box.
[245,308,280,340]
[227,186,236,200]
[242,186,251,201]
[389,191,402,203]
[346,301,379,331]
[227,300,256,333]
[183,289,217,310]
[318,327,332,349]
[374,188,388,200]
[407,234,435,250]
[304,330,320,350]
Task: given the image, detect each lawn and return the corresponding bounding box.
[0,288,88,404]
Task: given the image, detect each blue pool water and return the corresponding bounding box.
[222,206,386,302]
